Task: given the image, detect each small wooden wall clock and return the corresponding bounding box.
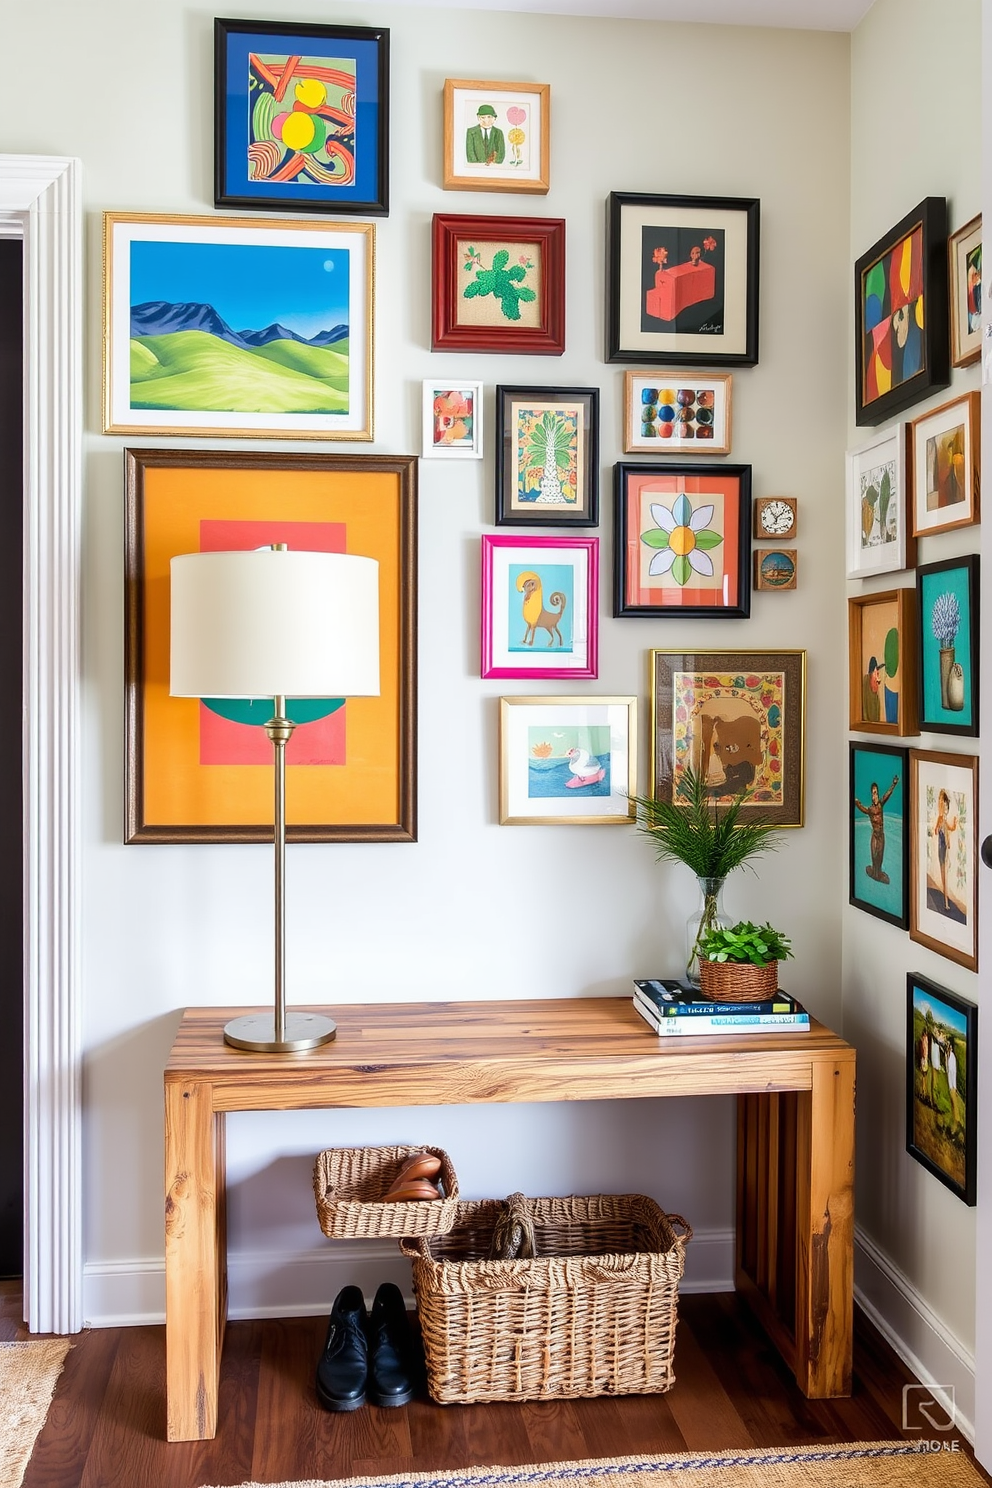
[754,496,797,540]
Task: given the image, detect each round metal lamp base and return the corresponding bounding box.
[223,1011,337,1053]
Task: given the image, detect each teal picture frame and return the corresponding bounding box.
[916,555,979,737]
[849,742,908,928]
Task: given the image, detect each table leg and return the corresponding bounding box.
[165,1079,227,1441]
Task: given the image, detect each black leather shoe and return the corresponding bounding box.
[366,1282,416,1408]
[316,1285,368,1411]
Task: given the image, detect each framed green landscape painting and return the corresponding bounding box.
[103,212,373,440]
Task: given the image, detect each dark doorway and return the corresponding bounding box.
[0,239,23,1277]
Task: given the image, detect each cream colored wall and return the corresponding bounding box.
[0,3,850,1319]
[847,0,981,1367]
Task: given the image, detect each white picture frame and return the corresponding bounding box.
[846,426,913,579]
[421,380,484,459]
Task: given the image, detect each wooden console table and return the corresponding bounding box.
[164,998,855,1442]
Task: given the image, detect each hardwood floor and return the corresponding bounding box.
[2,1282,985,1488]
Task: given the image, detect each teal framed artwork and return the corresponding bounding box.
[849,742,908,928]
[916,555,979,736]
[103,213,374,440]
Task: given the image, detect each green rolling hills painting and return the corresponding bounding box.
[130,329,349,414]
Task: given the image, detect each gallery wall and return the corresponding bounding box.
[0,4,854,1322]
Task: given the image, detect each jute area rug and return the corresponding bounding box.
[0,1337,71,1488]
[199,1443,988,1488]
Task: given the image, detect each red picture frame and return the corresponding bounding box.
[432,213,565,354]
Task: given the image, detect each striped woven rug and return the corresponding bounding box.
[199,1443,988,1488]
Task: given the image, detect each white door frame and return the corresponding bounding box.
[0,155,82,1334]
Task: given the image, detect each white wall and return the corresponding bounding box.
[1,4,852,1322]
[846,0,981,1438]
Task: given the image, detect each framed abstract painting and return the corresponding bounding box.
[854,196,949,426]
[916,556,979,737]
[495,385,599,525]
[649,648,806,828]
[845,426,914,579]
[909,749,978,972]
[498,696,636,825]
[421,380,483,459]
[623,371,732,454]
[481,534,598,680]
[849,741,909,928]
[848,588,918,737]
[607,192,759,367]
[124,448,417,844]
[909,390,980,537]
[948,213,981,369]
[432,213,565,354]
[103,213,373,440]
[214,18,389,216]
[907,972,977,1206]
[443,79,550,194]
[614,462,751,618]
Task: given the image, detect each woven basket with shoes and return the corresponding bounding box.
[400,1192,691,1404]
[313,1144,459,1239]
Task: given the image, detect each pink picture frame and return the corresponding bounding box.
[481,534,598,680]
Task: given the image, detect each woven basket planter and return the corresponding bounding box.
[698,957,779,1002]
[313,1144,459,1239]
[400,1193,691,1404]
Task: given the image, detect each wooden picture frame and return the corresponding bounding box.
[213,18,389,216]
[431,213,565,354]
[849,741,909,928]
[498,696,637,826]
[481,533,598,680]
[443,79,550,194]
[846,426,915,579]
[907,972,977,1206]
[103,212,374,440]
[754,549,797,591]
[848,588,918,737]
[124,448,417,844]
[917,555,980,737]
[649,648,806,828]
[422,380,483,459]
[614,462,751,618]
[495,385,599,526]
[623,371,732,454]
[607,192,759,367]
[948,213,982,369]
[909,390,981,537]
[855,196,949,426]
[909,749,979,972]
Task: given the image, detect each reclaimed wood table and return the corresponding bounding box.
[164,997,855,1442]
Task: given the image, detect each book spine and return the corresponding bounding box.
[633,999,809,1036]
[634,983,796,1016]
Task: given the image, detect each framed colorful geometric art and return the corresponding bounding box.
[849,741,909,928]
[907,972,977,1205]
[124,448,416,843]
[909,749,979,973]
[481,534,598,680]
[214,18,389,216]
[848,588,918,737]
[623,371,732,454]
[443,79,550,194]
[495,385,599,525]
[422,380,483,459]
[432,213,565,354]
[614,463,751,618]
[103,213,373,440]
[498,696,636,826]
[649,648,806,828]
[916,555,980,737]
[854,196,949,426]
[948,213,981,369]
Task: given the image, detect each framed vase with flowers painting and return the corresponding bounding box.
[916,555,979,737]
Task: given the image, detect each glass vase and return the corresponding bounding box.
[685,875,731,988]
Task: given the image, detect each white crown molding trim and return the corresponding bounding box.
[856,1225,975,1444]
[0,155,83,1335]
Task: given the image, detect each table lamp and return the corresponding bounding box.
[170,545,380,1053]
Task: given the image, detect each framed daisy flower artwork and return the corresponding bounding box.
[613,462,751,618]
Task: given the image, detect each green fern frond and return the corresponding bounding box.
[630,766,781,879]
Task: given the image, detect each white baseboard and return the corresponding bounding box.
[855,1225,975,1444]
[82,1226,735,1329]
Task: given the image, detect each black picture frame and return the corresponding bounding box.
[849,742,909,928]
[854,196,949,426]
[214,18,390,216]
[495,385,599,526]
[906,972,977,1206]
[614,462,751,619]
[606,192,759,367]
[916,555,980,737]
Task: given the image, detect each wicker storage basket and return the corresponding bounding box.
[400,1193,691,1404]
[698,958,778,1002]
[313,1144,459,1239]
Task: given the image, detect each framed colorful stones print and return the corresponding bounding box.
[855,196,949,426]
[623,372,732,455]
[214,19,390,216]
[613,463,751,619]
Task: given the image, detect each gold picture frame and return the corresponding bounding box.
[443,79,550,194]
[499,696,636,825]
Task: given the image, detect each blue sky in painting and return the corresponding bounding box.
[130,241,351,338]
[914,987,969,1038]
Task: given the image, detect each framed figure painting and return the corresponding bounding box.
[650,648,806,828]
[124,448,417,844]
[909,391,980,538]
[481,534,598,680]
[948,213,981,369]
[849,742,909,928]
[443,79,550,194]
[498,696,636,825]
[917,555,979,736]
[848,588,918,736]
[907,972,977,1205]
[495,385,599,525]
[909,749,978,972]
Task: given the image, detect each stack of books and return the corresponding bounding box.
[633,977,810,1036]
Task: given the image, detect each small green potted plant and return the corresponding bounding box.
[697,920,793,1001]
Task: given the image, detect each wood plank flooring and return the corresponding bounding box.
[2,1282,986,1488]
